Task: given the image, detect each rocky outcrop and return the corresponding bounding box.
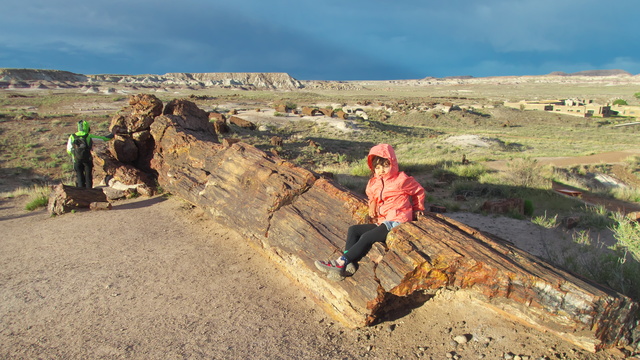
[0,68,87,82]
[92,94,216,194]
[87,72,303,90]
[549,69,632,76]
[162,72,303,89]
[0,68,303,90]
[145,103,638,352]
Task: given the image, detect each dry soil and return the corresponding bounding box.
[0,194,634,360]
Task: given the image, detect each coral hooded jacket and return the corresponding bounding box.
[365,144,426,225]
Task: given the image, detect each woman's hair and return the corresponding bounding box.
[370,156,390,176]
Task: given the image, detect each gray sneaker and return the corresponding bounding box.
[314,260,345,273]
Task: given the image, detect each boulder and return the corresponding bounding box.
[110,94,162,134]
[110,135,139,163]
[163,99,216,136]
[92,141,154,190]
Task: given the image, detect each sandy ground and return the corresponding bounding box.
[1,194,634,360]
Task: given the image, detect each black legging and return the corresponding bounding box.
[74,160,93,188]
[343,223,390,263]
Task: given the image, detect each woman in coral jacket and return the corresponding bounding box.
[315,143,426,279]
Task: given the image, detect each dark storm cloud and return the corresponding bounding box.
[0,0,638,79]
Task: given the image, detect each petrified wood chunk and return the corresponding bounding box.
[228,115,257,130]
[148,114,637,353]
[48,184,108,215]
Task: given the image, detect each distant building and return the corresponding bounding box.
[504,99,619,118]
[611,104,640,117]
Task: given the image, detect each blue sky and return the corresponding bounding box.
[1,0,639,80]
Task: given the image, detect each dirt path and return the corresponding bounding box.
[0,196,630,359]
[484,150,640,171]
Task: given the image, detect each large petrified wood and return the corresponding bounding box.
[47,184,108,215]
[148,112,637,352]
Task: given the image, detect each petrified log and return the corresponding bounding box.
[148,114,638,352]
[228,115,257,130]
[301,106,320,116]
[48,184,108,215]
[208,112,226,122]
[319,108,334,117]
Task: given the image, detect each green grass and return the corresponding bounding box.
[531,212,559,228]
[25,194,49,211]
[1,185,51,211]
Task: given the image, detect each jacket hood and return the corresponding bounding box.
[77,120,90,133]
[367,143,399,178]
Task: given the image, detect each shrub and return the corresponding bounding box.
[285,102,297,111]
[503,157,551,189]
[552,223,640,301]
[612,99,628,106]
[578,205,613,230]
[523,200,534,216]
[447,163,487,180]
[610,212,640,262]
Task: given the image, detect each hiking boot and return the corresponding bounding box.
[314,260,345,274]
[344,262,357,276]
[327,263,357,281]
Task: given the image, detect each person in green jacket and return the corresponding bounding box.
[66,120,113,188]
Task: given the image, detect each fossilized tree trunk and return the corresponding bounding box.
[148,113,638,353]
[48,184,108,215]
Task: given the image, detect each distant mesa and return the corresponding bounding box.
[547,69,632,77]
[0,68,304,91]
[421,69,635,82]
[1,68,638,91]
[440,75,475,80]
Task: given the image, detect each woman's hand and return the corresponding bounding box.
[414,210,425,221]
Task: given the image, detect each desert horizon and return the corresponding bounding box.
[1,67,640,82]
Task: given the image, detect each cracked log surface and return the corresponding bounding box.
[149,114,637,352]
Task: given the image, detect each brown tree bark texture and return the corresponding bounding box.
[149,115,637,352]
